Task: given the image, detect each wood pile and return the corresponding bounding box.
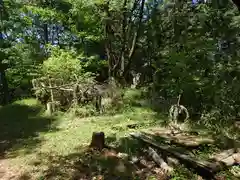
[89,129,240,179]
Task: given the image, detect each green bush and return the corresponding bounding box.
[42,46,95,83]
[68,104,97,118]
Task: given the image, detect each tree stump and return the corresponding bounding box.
[90,132,105,150]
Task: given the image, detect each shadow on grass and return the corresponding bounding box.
[32,149,140,180]
[0,102,58,157]
[26,132,240,180]
[29,135,164,180]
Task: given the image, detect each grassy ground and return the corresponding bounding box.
[0,93,239,180]
[0,97,164,179]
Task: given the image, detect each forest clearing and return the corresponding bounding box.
[0,0,240,179]
[0,95,239,180]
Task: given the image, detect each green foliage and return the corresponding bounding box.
[1,0,239,122]
[6,43,42,90]
[3,0,240,179]
[122,88,143,106]
[68,104,97,118]
[171,165,199,180]
[150,2,240,121]
[42,46,95,83]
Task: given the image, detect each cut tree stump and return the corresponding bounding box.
[89,132,105,150]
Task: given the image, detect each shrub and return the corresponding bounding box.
[68,104,97,118]
[42,46,95,84]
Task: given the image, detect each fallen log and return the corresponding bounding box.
[145,130,214,148]
[220,153,240,166]
[130,132,219,179]
[210,148,240,162]
[233,153,240,164]
[147,147,173,173]
[131,133,239,173]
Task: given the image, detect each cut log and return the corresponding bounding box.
[211,148,240,162]
[147,147,173,173]
[220,153,240,166]
[233,153,240,164]
[130,132,218,179]
[89,132,105,150]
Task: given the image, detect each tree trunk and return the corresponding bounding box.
[1,70,9,104]
[90,132,105,150]
[43,23,48,44]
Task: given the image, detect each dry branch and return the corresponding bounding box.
[32,86,74,91]
[169,94,189,123]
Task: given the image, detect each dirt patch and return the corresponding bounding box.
[0,159,25,180]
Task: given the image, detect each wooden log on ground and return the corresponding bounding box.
[131,133,239,175]
[89,132,105,150]
[130,132,218,179]
[145,130,214,148]
[233,153,240,164]
[210,148,240,161]
[220,153,240,166]
[147,147,173,173]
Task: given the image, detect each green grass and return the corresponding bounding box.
[1,98,165,179]
[1,96,239,180]
[0,98,56,157]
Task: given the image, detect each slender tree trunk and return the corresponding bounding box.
[119,0,128,76]
[1,69,9,104]
[124,0,146,79]
[0,1,9,104]
[43,23,48,44]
